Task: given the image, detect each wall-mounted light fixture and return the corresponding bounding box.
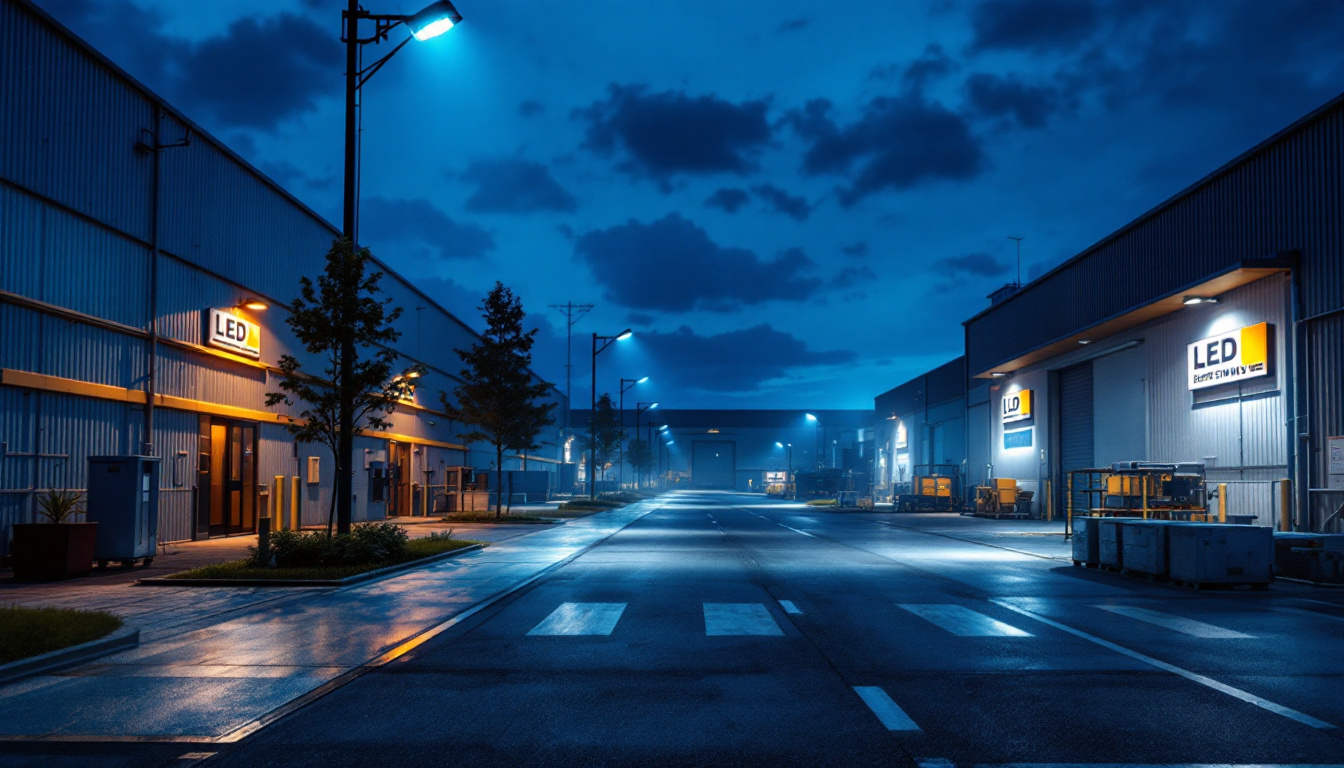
[1078,339,1092,345]
[237,297,269,311]
[1182,295,1219,306]
[990,372,1008,378]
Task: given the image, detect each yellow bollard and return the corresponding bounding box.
[1045,479,1053,522]
[1279,478,1293,532]
[273,476,285,529]
[1066,473,1073,537]
[291,476,301,531]
[1217,483,1226,523]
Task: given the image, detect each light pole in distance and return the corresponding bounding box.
[618,376,646,489]
[590,329,632,498]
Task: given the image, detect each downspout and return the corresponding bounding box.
[143,105,163,456]
[1287,257,1306,531]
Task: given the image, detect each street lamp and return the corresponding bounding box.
[635,402,658,488]
[775,441,793,492]
[619,377,647,489]
[805,413,823,469]
[590,329,632,498]
[334,0,460,533]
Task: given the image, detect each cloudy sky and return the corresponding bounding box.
[37,0,1344,409]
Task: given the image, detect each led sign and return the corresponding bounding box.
[1001,389,1033,423]
[207,309,261,359]
[1003,428,1033,450]
[1187,322,1270,390]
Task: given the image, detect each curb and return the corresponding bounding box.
[0,624,140,686]
[135,543,486,588]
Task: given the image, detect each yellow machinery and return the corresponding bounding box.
[1065,462,1207,537]
[895,464,967,512]
[974,478,1030,517]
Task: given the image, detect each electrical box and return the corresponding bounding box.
[368,461,387,503]
[307,456,321,484]
[86,455,160,563]
[1329,436,1344,490]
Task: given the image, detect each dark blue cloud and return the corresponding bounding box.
[642,325,855,393]
[830,265,877,289]
[777,17,811,33]
[576,84,772,184]
[627,311,656,326]
[841,242,869,258]
[902,44,958,91]
[935,252,1008,277]
[573,214,821,312]
[967,0,1101,54]
[704,187,750,213]
[752,184,812,221]
[462,157,577,214]
[786,95,987,206]
[517,100,546,118]
[362,196,494,262]
[964,73,1063,128]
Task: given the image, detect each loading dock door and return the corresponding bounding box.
[1058,361,1094,515]
[691,441,736,489]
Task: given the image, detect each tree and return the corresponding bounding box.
[582,393,622,494]
[444,283,555,519]
[266,239,420,535]
[626,439,654,489]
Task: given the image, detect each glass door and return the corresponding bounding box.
[207,419,257,536]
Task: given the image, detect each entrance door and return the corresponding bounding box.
[387,442,413,516]
[206,419,257,537]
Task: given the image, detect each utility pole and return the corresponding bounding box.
[549,302,593,455]
[1007,236,1023,286]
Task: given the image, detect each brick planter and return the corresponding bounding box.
[11,523,98,581]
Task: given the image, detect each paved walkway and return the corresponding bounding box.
[0,501,661,741]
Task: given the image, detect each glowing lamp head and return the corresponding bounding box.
[805,413,818,422]
[637,376,649,384]
[616,329,634,341]
[1183,295,1218,306]
[775,442,783,448]
[239,297,269,311]
[649,402,659,410]
[408,1,462,41]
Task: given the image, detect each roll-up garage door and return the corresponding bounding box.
[1058,361,1094,515]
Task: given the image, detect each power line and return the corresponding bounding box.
[548,302,593,436]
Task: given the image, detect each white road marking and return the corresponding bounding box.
[527,602,626,636]
[778,599,804,615]
[978,764,1344,768]
[703,603,784,636]
[915,760,955,768]
[993,599,1338,730]
[1094,605,1252,638]
[852,686,921,731]
[899,604,1033,637]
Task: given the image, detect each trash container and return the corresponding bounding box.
[86,455,160,567]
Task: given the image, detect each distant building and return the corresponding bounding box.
[872,358,970,503]
[0,0,565,557]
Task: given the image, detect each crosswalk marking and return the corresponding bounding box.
[778,599,804,615]
[703,603,784,636]
[527,602,626,636]
[898,604,1033,637]
[1093,605,1253,638]
[852,686,921,731]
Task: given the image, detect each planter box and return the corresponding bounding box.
[11,523,98,581]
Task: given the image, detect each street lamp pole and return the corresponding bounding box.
[806,413,823,469]
[590,329,632,499]
[618,377,646,489]
[337,0,459,534]
[635,401,657,489]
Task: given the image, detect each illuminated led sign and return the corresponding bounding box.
[207,309,261,359]
[1001,389,1033,423]
[1003,428,1033,450]
[1187,322,1270,390]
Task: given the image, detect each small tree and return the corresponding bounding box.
[626,439,654,489]
[265,239,421,535]
[444,283,555,519]
[583,393,623,495]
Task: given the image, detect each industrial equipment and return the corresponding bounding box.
[973,478,1031,518]
[86,455,160,568]
[894,464,966,512]
[1066,462,1209,538]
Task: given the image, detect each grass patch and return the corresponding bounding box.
[439,512,552,524]
[165,537,484,581]
[0,605,123,666]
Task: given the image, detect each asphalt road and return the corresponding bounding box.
[16,490,1342,768]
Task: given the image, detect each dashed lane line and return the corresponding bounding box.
[527,603,627,636]
[778,599,804,615]
[852,686,921,731]
[899,604,1033,637]
[992,599,1337,730]
[703,603,785,636]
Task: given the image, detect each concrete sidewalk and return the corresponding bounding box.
[0,500,662,742]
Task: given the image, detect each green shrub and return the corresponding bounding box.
[36,489,84,523]
[250,522,409,568]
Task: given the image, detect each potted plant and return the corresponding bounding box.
[11,489,98,581]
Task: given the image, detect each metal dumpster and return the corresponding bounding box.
[86,455,160,567]
[1167,523,1273,586]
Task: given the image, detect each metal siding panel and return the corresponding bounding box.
[152,407,197,544]
[40,313,145,388]
[0,184,44,298]
[42,204,148,327]
[1059,362,1094,511]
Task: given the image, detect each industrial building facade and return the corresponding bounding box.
[872,358,968,502]
[0,0,565,558]
[875,90,1344,529]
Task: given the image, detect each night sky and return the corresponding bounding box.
[37,0,1344,410]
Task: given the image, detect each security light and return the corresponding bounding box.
[408,1,463,41]
[1078,339,1092,345]
[238,297,269,311]
[805,413,818,422]
[990,372,1008,378]
[1182,295,1218,305]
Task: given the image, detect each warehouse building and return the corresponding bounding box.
[0,0,566,558]
[963,91,1344,528]
[872,358,971,503]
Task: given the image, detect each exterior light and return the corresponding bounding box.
[805,413,818,422]
[1078,339,1092,345]
[616,329,633,341]
[408,1,462,41]
[637,376,649,384]
[1183,295,1218,305]
[238,297,269,311]
[649,402,659,410]
[990,372,1008,378]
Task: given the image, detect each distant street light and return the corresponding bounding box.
[805,413,824,469]
[618,377,647,488]
[636,402,658,488]
[775,441,793,490]
[590,329,632,498]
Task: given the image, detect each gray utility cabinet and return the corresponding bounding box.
[1167,523,1273,586]
[1120,520,1191,577]
[1098,518,1129,568]
[86,455,160,565]
[1072,516,1101,565]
